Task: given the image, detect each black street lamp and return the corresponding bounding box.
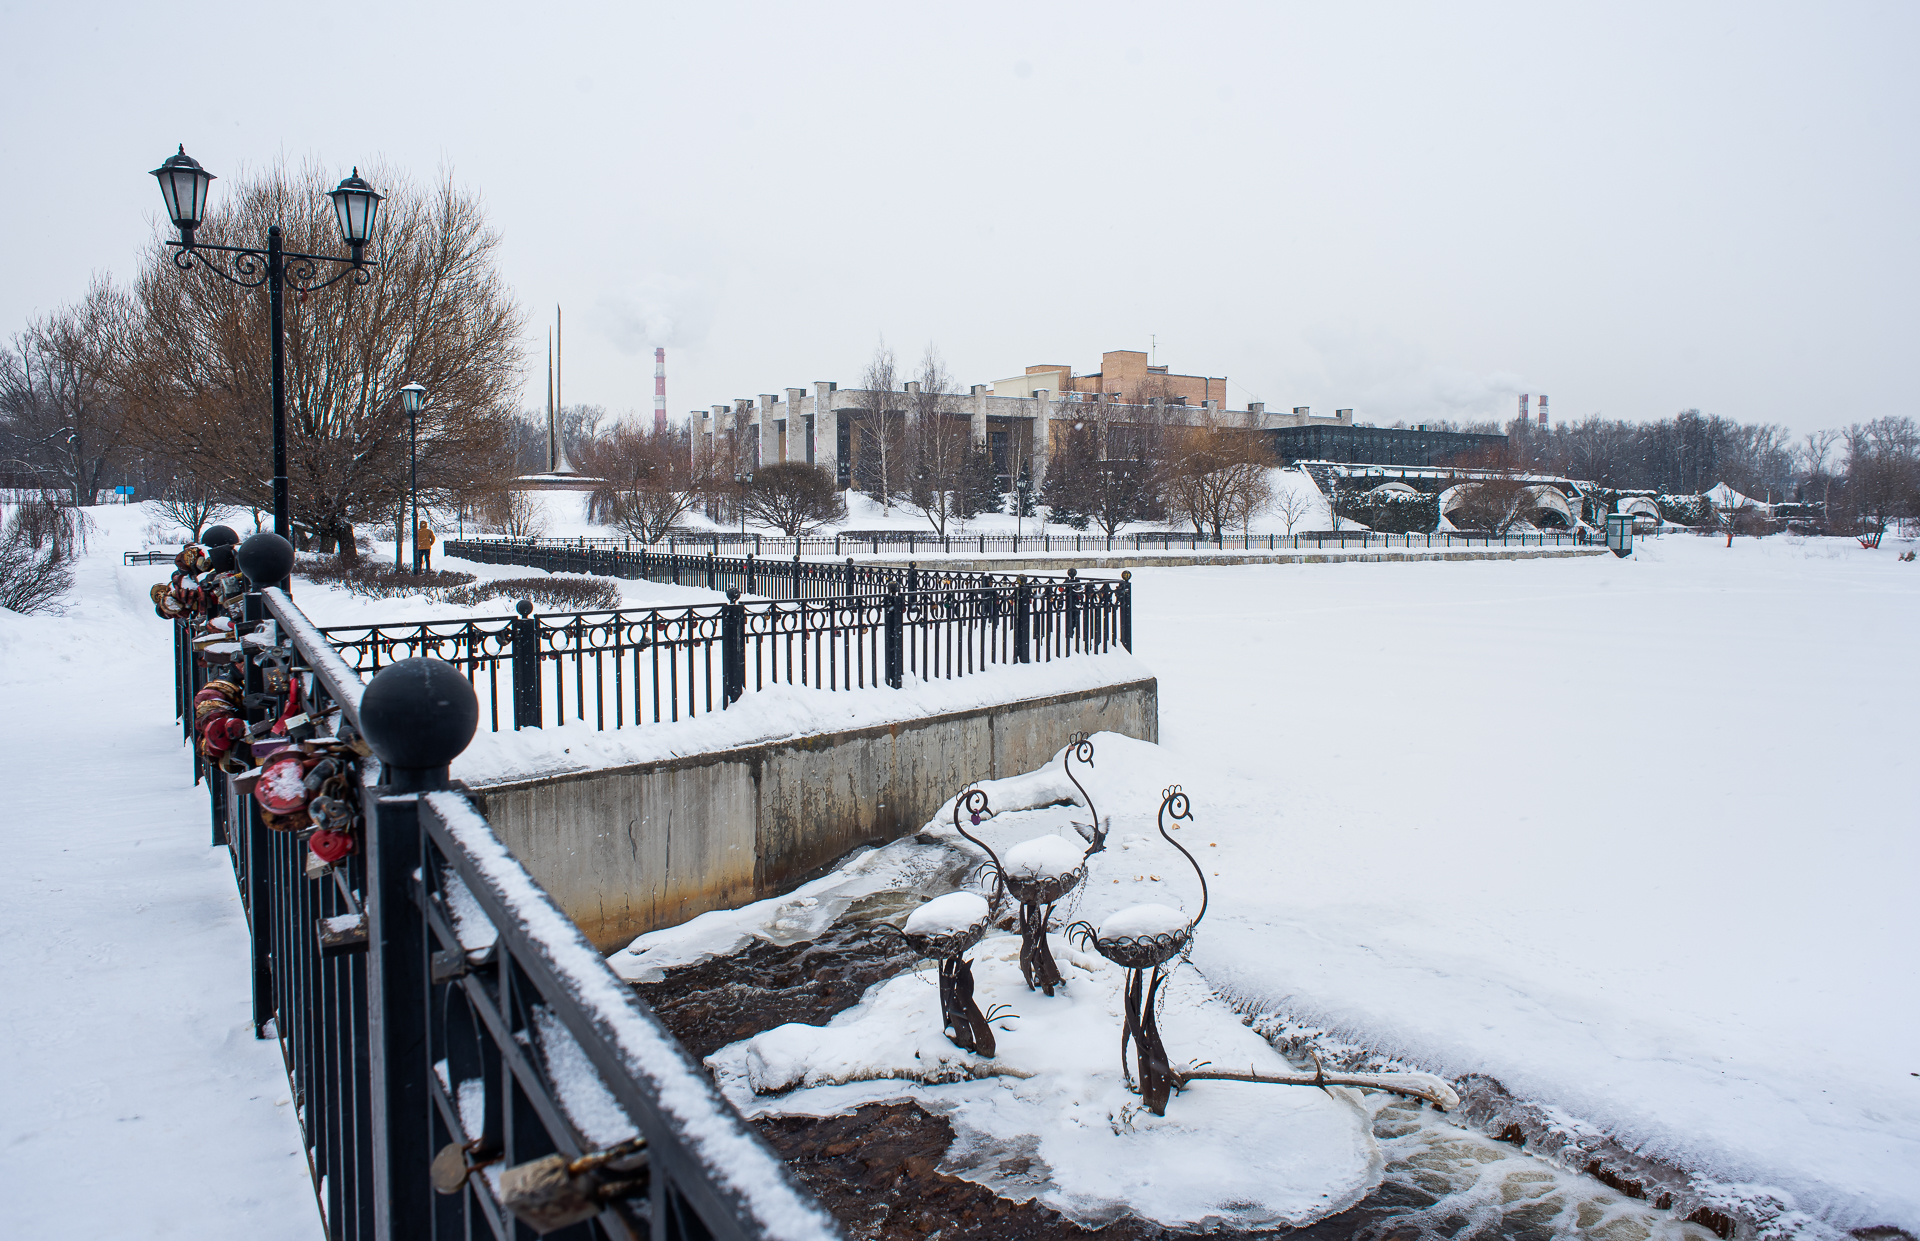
[150,145,383,541]
[401,383,427,571]
[733,471,754,536]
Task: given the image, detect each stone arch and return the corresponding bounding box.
[1617,496,1661,525]
[1526,486,1575,528]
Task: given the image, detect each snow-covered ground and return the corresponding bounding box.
[1127,533,1919,1234]
[452,468,1349,543]
[623,531,1920,1236]
[0,504,312,1239]
[6,502,1913,1237]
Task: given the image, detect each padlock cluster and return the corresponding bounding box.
[151,538,249,622]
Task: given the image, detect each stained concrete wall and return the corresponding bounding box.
[469,677,1158,952]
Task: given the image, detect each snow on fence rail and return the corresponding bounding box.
[178,586,839,1241]
[447,530,1590,561]
[442,537,1108,594]
[316,575,1132,734]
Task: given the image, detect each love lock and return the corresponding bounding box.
[498,1135,649,1234]
[430,1138,502,1196]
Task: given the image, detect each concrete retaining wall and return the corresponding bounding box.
[469,677,1158,951]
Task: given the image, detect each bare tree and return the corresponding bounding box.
[1272,468,1313,535]
[852,342,902,510]
[0,496,88,614]
[899,345,981,535]
[117,160,523,552]
[1449,476,1534,534]
[1840,417,1920,545]
[1161,415,1273,541]
[579,421,696,543]
[0,279,132,508]
[1042,399,1165,536]
[153,478,234,544]
[741,462,845,535]
[475,488,547,538]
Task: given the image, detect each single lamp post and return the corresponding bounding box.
[150,146,382,541]
[733,471,754,535]
[400,383,427,571]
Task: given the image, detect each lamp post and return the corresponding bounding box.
[733,471,754,536]
[400,383,427,571]
[149,146,382,541]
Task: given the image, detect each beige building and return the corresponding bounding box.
[991,350,1232,408]
[694,353,1353,488]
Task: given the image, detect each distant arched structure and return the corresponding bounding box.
[1617,496,1661,526]
[1528,488,1576,528]
[1437,482,1579,529]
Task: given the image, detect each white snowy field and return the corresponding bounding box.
[0,504,313,1239]
[5,502,1914,1236]
[1123,534,1920,1233]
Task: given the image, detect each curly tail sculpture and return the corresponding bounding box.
[1067,785,1208,1115]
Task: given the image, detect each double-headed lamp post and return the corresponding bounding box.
[400,383,427,571]
[149,146,383,540]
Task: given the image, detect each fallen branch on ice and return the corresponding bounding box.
[1175,1065,1460,1111]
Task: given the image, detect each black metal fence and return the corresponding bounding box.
[442,539,1106,597]
[316,574,1132,734]
[182,591,839,1241]
[447,529,1588,562]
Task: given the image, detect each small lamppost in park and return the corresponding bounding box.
[149,146,383,540]
[400,383,427,571]
[733,471,754,536]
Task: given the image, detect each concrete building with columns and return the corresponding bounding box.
[693,354,1356,492]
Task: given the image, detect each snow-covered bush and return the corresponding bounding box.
[443,575,620,611]
[0,497,87,614]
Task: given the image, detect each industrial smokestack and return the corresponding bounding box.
[1519,394,1530,424]
[654,347,667,435]
[1538,394,1549,427]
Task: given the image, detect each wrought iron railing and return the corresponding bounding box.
[446,529,1591,561]
[316,574,1132,733]
[186,589,840,1241]
[312,580,1121,733]
[442,539,1106,597]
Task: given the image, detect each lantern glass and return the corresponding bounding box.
[400,383,426,415]
[151,146,215,232]
[328,168,384,247]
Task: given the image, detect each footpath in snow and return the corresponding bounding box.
[0,506,313,1239]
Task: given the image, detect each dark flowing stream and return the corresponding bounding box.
[634,903,1715,1241]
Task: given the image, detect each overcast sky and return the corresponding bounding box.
[5,1,1915,435]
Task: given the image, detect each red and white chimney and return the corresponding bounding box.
[654,348,668,434]
[1538,394,1549,427]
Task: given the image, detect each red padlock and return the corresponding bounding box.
[309,829,356,863]
[254,751,311,817]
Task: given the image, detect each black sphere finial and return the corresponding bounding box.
[359,658,478,790]
[236,532,296,587]
[727,588,740,602]
[202,525,241,548]
[516,599,533,616]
